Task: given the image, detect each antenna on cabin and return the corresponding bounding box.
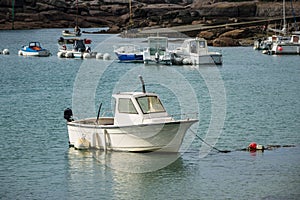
[138,75,146,93]
[96,102,102,124]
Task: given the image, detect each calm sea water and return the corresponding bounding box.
[0,29,299,199]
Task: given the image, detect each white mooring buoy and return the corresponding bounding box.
[103,53,111,60]
[96,52,103,59]
[83,52,91,59]
[2,49,9,55]
[57,51,64,58]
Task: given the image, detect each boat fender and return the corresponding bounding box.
[18,50,23,56]
[64,108,74,122]
[74,137,90,150]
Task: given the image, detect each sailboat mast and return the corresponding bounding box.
[129,0,133,26]
[76,0,78,26]
[283,0,286,35]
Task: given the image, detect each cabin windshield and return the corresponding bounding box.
[118,98,138,114]
[136,96,165,114]
[29,42,40,47]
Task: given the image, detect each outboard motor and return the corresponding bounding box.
[58,37,64,45]
[64,108,74,122]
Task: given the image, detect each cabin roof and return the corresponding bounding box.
[112,92,158,99]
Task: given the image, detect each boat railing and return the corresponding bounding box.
[100,110,198,121]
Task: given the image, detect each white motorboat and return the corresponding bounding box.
[266,35,300,55]
[64,76,198,152]
[57,37,94,58]
[260,0,300,55]
[143,37,172,65]
[18,41,50,57]
[172,38,222,65]
[253,37,273,50]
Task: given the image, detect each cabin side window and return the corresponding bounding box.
[199,41,205,48]
[190,40,197,53]
[136,96,165,114]
[118,98,138,114]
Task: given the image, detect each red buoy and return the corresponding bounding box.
[249,142,257,150]
[84,39,92,44]
[278,46,283,51]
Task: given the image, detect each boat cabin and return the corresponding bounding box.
[112,92,172,126]
[73,40,87,52]
[175,38,208,55]
[147,37,169,56]
[29,42,42,50]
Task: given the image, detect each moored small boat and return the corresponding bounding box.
[143,37,172,65]
[18,42,50,57]
[114,44,143,62]
[266,35,300,55]
[64,76,198,152]
[57,37,94,59]
[253,37,273,50]
[172,37,222,65]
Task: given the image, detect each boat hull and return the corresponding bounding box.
[62,31,81,37]
[269,43,300,55]
[58,50,90,59]
[18,49,50,57]
[115,52,143,62]
[67,118,197,152]
[172,38,223,65]
[191,53,222,65]
[114,44,144,62]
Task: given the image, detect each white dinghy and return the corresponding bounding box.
[64,76,198,152]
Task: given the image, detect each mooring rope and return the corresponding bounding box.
[189,129,231,153]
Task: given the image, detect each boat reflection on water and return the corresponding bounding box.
[67,148,184,173]
[92,150,184,173]
[67,148,185,199]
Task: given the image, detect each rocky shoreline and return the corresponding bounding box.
[1,0,300,46]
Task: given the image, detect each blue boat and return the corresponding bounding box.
[18,41,50,57]
[114,44,143,62]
